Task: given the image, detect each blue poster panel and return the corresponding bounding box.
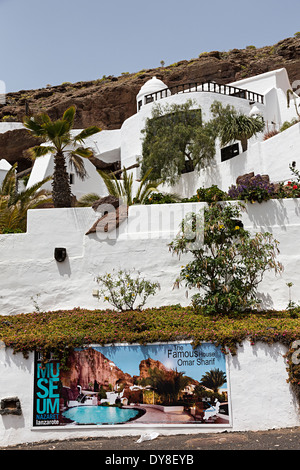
[33,342,232,427]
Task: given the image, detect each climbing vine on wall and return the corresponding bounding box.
[1,305,300,404]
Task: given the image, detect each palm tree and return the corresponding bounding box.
[211,101,265,152]
[142,367,190,404]
[98,167,160,205]
[0,163,52,233]
[23,106,101,208]
[200,368,227,393]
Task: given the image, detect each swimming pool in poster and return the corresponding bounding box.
[33,341,232,427]
[62,405,141,425]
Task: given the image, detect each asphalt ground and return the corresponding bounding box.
[1,427,300,456]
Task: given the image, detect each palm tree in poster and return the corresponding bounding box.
[200,368,227,393]
[23,106,101,208]
[143,367,190,404]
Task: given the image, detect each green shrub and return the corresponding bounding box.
[280,118,299,132]
[95,269,160,312]
[196,185,228,203]
[169,202,283,315]
[1,115,18,122]
[145,192,179,204]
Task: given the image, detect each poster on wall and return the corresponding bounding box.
[33,342,232,427]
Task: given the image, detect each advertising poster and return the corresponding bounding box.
[33,342,231,427]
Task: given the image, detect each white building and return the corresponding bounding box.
[32,68,300,198]
[3,68,300,200]
[0,158,12,185]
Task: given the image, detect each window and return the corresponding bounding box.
[145,95,154,104]
[69,173,75,184]
[181,159,194,174]
[221,143,239,162]
[230,89,246,99]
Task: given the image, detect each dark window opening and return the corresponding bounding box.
[138,100,142,110]
[230,89,246,99]
[69,173,75,184]
[181,159,194,174]
[145,95,154,104]
[221,143,240,162]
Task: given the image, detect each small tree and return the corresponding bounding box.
[95,269,160,311]
[211,101,265,152]
[141,100,217,185]
[169,202,283,315]
[98,167,160,205]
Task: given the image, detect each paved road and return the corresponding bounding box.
[1,427,300,451]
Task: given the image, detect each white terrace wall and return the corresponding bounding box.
[0,198,300,316]
[0,203,200,316]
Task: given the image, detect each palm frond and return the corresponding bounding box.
[17,175,52,206]
[23,116,46,138]
[73,126,101,143]
[72,146,94,158]
[62,106,76,130]
[77,193,100,207]
[98,166,161,205]
[137,181,160,204]
[121,168,133,204]
[98,169,124,199]
[68,153,88,180]
[135,168,160,203]
[0,200,24,233]
[28,145,55,160]
[0,163,18,199]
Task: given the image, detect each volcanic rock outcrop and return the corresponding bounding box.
[1,35,300,169]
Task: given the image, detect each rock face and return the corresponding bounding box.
[0,128,42,171]
[1,35,300,168]
[60,349,174,397]
[60,347,134,395]
[138,358,170,379]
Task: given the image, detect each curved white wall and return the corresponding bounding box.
[0,198,300,316]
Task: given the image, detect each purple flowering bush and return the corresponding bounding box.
[228,174,276,203]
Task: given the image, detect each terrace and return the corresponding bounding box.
[143,80,264,106]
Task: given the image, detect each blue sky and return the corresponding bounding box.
[92,342,227,387]
[1,0,300,92]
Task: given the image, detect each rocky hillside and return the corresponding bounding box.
[1,35,300,171]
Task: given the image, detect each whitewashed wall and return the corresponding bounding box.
[0,122,24,133]
[0,340,298,447]
[161,121,300,198]
[1,200,300,446]
[0,199,299,316]
[120,90,266,170]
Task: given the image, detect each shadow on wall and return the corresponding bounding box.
[256,291,274,310]
[245,199,294,230]
[55,253,71,277]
